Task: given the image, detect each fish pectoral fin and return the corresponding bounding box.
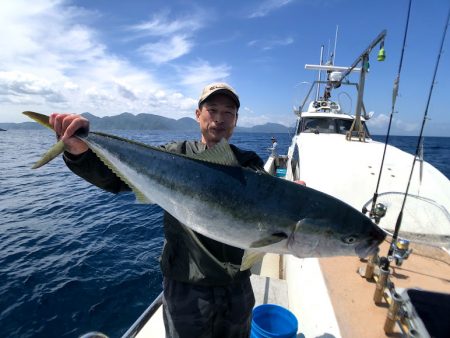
[191,138,240,166]
[240,250,266,271]
[32,140,65,169]
[23,111,53,130]
[250,232,288,248]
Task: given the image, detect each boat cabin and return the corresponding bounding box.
[299,100,371,137]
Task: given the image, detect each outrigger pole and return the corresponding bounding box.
[339,30,387,142]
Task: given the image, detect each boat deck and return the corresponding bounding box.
[132,242,449,338]
[319,241,450,338]
[135,253,288,338]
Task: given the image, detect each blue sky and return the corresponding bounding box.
[1,0,449,136]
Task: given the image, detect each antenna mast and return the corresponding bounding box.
[333,25,339,64]
[315,46,324,100]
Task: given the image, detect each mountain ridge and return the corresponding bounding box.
[1,112,290,133]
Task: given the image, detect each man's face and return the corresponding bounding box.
[196,94,238,147]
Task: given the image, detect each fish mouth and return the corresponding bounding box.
[356,241,380,258]
[355,226,386,258]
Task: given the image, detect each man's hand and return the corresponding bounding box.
[49,113,89,155]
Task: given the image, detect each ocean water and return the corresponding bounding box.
[1,130,449,338]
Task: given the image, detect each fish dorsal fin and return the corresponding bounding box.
[192,139,240,166]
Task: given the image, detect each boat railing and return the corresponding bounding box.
[120,291,163,338]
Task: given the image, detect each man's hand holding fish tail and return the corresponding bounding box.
[49,113,89,155]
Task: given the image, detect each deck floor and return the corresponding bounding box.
[319,242,450,338]
[134,245,450,338]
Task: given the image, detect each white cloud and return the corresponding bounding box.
[138,35,193,64]
[116,83,138,101]
[63,81,79,91]
[239,106,292,127]
[366,113,390,129]
[130,11,204,64]
[394,119,418,132]
[248,37,294,50]
[248,0,294,18]
[366,113,419,134]
[0,0,202,122]
[129,12,203,37]
[0,71,66,104]
[178,60,231,87]
[239,107,272,126]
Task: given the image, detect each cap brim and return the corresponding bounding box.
[199,89,240,108]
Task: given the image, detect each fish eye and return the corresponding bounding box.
[342,235,358,244]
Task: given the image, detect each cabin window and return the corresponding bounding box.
[301,118,371,136]
[337,119,353,133]
[336,119,371,137]
[302,118,336,133]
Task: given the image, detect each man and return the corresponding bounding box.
[50,82,264,338]
[269,136,278,157]
[269,136,279,168]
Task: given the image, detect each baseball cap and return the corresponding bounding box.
[198,82,240,108]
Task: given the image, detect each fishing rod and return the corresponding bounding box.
[368,0,412,218]
[385,6,450,263]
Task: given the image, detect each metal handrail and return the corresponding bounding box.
[121,291,164,338]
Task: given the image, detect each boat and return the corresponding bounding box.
[260,27,450,338]
[83,17,450,338]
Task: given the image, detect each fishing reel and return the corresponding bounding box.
[389,238,412,266]
[369,202,387,224]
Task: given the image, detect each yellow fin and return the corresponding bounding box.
[250,232,288,248]
[22,111,53,130]
[240,250,266,271]
[32,141,65,169]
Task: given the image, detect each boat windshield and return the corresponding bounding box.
[300,117,371,136]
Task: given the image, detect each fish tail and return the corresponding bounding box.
[22,111,64,168]
[22,111,53,130]
[32,140,65,169]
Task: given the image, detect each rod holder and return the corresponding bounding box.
[359,254,378,280]
[383,292,403,333]
[374,266,389,303]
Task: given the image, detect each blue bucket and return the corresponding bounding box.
[251,304,298,338]
[275,168,287,177]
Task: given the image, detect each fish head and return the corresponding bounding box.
[287,215,386,258]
